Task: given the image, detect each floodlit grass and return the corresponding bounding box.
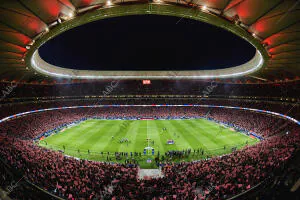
[39,119,259,168]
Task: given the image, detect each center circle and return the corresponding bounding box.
[39,15,256,71]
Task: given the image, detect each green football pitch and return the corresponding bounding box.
[39,119,259,168]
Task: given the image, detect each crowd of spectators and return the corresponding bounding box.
[0,97,299,121]
[0,106,299,199]
[207,108,291,137]
[0,80,299,98]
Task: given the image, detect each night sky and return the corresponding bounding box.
[39,15,256,71]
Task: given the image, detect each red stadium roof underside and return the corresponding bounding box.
[0,0,299,84]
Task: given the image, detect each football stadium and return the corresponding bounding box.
[0,0,299,200]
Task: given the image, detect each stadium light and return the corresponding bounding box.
[59,12,76,21]
[68,12,74,18]
[29,40,35,46]
[202,5,207,11]
[106,0,112,6]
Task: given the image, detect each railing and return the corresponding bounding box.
[0,95,299,106]
[227,177,272,200]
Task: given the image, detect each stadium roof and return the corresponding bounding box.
[0,0,299,84]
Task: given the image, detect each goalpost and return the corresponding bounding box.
[144,138,154,155]
[143,146,154,155]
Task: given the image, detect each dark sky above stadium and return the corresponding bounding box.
[39,15,256,71]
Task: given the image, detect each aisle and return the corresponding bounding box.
[138,168,164,180]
